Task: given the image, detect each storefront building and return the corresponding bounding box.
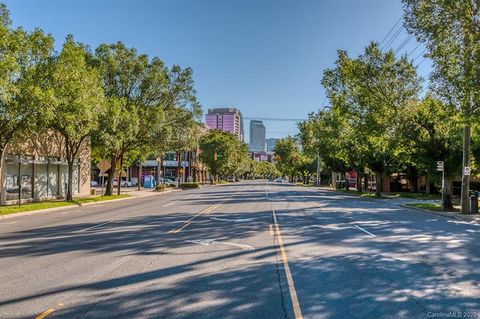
[1,132,91,205]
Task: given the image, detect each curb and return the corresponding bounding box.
[0,188,182,219]
[399,204,479,224]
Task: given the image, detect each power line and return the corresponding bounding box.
[394,34,413,55]
[407,42,422,58]
[244,117,304,122]
[379,16,403,47]
[412,48,427,63]
[415,58,427,68]
[381,25,403,52]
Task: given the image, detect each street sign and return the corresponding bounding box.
[436,161,444,171]
[96,159,111,172]
[464,166,471,176]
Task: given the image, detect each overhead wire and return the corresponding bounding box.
[379,16,403,47]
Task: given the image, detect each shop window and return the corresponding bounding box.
[20,160,33,199]
[5,160,19,201]
[36,163,48,198]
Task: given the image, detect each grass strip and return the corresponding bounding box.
[0,194,130,216]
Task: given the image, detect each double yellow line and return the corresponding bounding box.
[271,207,303,319]
[167,198,229,234]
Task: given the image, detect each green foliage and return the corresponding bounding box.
[199,130,249,178]
[273,137,301,181]
[48,35,105,201]
[321,43,421,177]
[403,0,480,118]
[0,4,54,204]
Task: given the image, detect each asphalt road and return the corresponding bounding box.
[1,181,479,319]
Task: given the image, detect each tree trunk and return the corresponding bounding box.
[177,151,182,186]
[375,172,382,197]
[117,154,124,196]
[442,176,454,210]
[188,151,192,181]
[425,175,431,194]
[66,160,74,201]
[0,146,7,205]
[137,162,142,191]
[160,158,164,184]
[461,125,471,214]
[356,173,362,193]
[104,156,116,196]
[156,157,161,185]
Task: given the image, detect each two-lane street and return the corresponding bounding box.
[1,181,480,318]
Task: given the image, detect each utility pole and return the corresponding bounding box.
[437,161,444,208]
[316,153,321,187]
[461,125,471,214]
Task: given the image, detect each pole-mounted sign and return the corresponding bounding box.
[438,161,445,206]
[464,166,471,176]
[436,161,444,171]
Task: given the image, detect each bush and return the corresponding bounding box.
[181,182,199,188]
[155,184,167,192]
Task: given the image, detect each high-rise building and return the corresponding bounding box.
[205,108,244,141]
[249,120,266,152]
[266,138,278,152]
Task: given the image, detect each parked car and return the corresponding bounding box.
[112,179,132,187]
[235,177,240,182]
[275,177,283,182]
[227,177,236,182]
[121,180,132,187]
[90,180,98,187]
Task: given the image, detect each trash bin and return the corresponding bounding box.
[469,190,478,214]
[90,189,97,196]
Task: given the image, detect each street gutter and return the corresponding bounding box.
[400,204,480,224]
[318,186,480,225]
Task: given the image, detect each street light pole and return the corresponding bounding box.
[316,153,321,187]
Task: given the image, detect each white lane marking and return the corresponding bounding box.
[162,202,175,207]
[187,239,214,246]
[264,184,269,199]
[0,221,18,225]
[210,217,255,222]
[354,225,376,237]
[186,239,254,250]
[80,221,111,232]
[216,241,254,250]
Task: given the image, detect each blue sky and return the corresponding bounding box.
[4,0,431,140]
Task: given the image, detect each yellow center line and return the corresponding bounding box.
[272,206,304,319]
[167,199,229,234]
[35,308,55,319]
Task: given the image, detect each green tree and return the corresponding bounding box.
[48,36,105,201]
[403,0,480,213]
[199,130,247,181]
[402,95,463,209]
[92,42,168,195]
[0,4,54,204]
[274,137,300,183]
[322,43,421,195]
